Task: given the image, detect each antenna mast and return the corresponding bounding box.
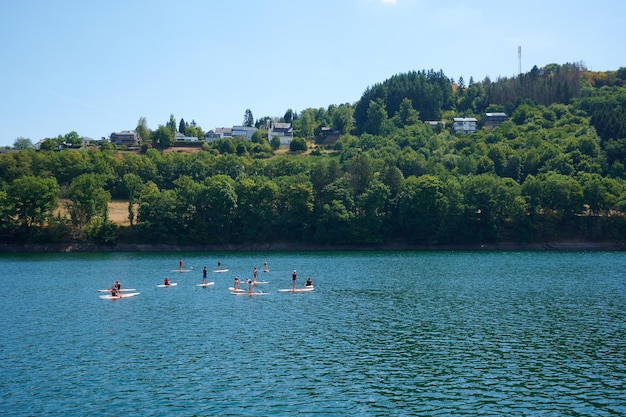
[518,46,522,75]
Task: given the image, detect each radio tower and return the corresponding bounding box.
[518,46,522,75]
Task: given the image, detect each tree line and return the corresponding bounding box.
[2,63,626,246]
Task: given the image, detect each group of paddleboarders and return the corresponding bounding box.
[109,280,121,296]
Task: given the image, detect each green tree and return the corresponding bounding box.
[66,173,111,232]
[151,125,174,149]
[178,118,186,134]
[122,173,144,229]
[136,117,150,143]
[64,131,82,148]
[243,109,254,127]
[270,136,281,150]
[363,99,388,135]
[8,176,59,229]
[196,175,238,242]
[167,114,177,135]
[289,137,308,152]
[13,137,33,150]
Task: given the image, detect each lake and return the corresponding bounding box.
[0,251,624,416]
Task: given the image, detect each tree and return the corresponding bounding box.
[151,125,174,149]
[243,109,254,127]
[289,137,308,152]
[64,131,82,148]
[65,174,111,234]
[270,136,281,150]
[122,173,144,229]
[284,109,296,123]
[167,114,177,135]
[136,117,150,143]
[13,137,33,150]
[178,118,186,134]
[363,99,388,135]
[8,176,59,229]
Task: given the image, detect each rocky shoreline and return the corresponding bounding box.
[0,241,624,253]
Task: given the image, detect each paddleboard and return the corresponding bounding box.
[156,283,178,287]
[99,292,140,300]
[228,287,245,292]
[196,282,215,287]
[213,269,229,273]
[97,288,136,292]
[278,287,314,293]
[252,281,270,285]
[231,291,267,296]
[171,269,192,273]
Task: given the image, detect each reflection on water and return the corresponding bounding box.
[0,251,625,415]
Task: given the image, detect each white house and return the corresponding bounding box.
[453,118,477,134]
[268,122,293,146]
[232,126,258,140]
[174,132,198,142]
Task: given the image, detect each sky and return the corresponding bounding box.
[1,0,624,147]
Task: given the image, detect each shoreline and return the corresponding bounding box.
[0,241,624,253]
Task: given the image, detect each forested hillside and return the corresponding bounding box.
[2,63,626,247]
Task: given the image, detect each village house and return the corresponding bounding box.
[268,122,293,146]
[484,112,508,129]
[453,117,478,134]
[174,132,198,142]
[204,127,233,142]
[110,130,140,146]
[231,126,258,140]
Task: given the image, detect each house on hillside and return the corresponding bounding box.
[232,126,258,140]
[268,122,293,146]
[484,112,508,129]
[204,127,233,142]
[174,132,198,142]
[321,127,340,146]
[110,130,140,146]
[425,120,445,130]
[453,117,477,134]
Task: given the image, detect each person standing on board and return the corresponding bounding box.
[292,270,297,291]
[253,267,258,283]
[246,278,254,295]
[202,266,208,284]
[115,280,121,290]
[263,261,269,272]
[217,260,221,271]
[179,258,183,272]
[233,276,240,291]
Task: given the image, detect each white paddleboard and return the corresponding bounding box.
[99,292,140,300]
[213,269,229,273]
[228,287,245,292]
[196,282,215,287]
[171,269,192,273]
[97,288,136,292]
[252,281,269,284]
[156,283,178,287]
[278,287,314,293]
[231,291,267,296]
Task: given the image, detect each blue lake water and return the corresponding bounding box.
[0,251,625,416]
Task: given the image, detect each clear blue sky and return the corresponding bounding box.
[1,0,623,147]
